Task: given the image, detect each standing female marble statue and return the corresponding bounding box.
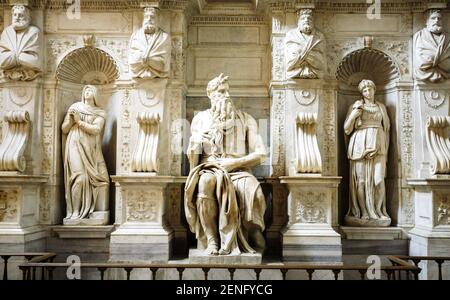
[62,85,109,225]
[344,80,391,227]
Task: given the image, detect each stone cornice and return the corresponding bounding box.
[268,0,449,14]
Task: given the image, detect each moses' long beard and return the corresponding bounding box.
[209,98,238,155]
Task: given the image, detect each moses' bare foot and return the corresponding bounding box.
[205,243,219,256]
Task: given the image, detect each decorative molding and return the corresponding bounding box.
[40,187,50,224]
[426,116,450,175]
[336,47,400,86]
[401,188,414,226]
[437,194,450,226]
[97,38,129,73]
[400,91,414,178]
[374,40,410,77]
[131,112,160,173]
[294,191,327,224]
[293,89,317,106]
[272,37,284,81]
[42,89,54,175]
[327,39,360,78]
[190,15,265,25]
[322,90,336,175]
[169,89,183,176]
[127,189,158,222]
[46,38,78,75]
[294,112,322,174]
[0,111,30,172]
[171,36,185,80]
[56,46,120,85]
[422,90,448,109]
[0,188,18,222]
[271,90,285,176]
[0,89,3,145]
[120,89,132,173]
[8,87,33,107]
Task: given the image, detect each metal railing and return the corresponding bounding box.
[0,253,56,280]
[391,256,450,280]
[12,255,421,280]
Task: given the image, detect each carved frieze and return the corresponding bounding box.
[294,191,327,224]
[436,194,450,226]
[271,90,286,176]
[400,91,414,178]
[127,190,158,222]
[0,188,19,223]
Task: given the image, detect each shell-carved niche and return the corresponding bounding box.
[56,46,120,85]
[336,47,400,87]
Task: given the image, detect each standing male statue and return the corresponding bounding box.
[285,9,326,79]
[184,74,267,256]
[128,6,171,79]
[413,10,450,83]
[0,5,43,81]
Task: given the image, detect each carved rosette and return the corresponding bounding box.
[0,188,19,223]
[127,190,158,222]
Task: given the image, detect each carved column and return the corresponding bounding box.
[0,2,48,252]
[271,5,342,262]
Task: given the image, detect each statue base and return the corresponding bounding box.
[407,177,450,279]
[63,211,109,226]
[344,215,391,227]
[188,249,262,265]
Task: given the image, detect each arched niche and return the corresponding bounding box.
[55,46,120,224]
[335,47,401,226]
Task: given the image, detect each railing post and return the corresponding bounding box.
[124,267,133,280]
[306,269,314,280]
[98,267,107,280]
[358,269,365,280]
[150,268,158,280]
[202,268,210,280]
[228,268,236,280]
[436,259,444,280]
[1,255,11,280]
[280,269,288,280]
[177,267,185,280]
[332,269,340,280]
[254,269,261,280]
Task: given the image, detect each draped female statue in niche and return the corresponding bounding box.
[344,80,391,227]
[62,85,109,225]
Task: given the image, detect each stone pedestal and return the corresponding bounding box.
[0,174,47,252]
[408,177,450,279]
[109,175,184,263]
[280,176,342,262]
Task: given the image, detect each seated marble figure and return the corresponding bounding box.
[184,74,267,256]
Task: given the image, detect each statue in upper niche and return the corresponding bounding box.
[285,9,326,79]
[413,10,450,83]
[185,74,267,256]
[128,6,171,79]
[0,5,43,81]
